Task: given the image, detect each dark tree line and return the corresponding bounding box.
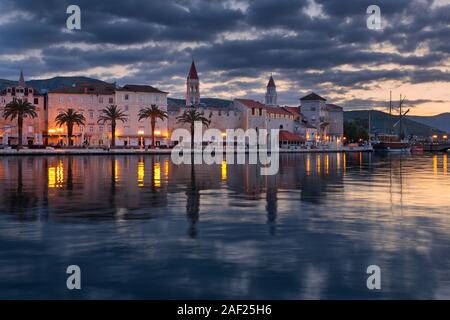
[344,119,369,143]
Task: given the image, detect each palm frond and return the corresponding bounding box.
[2,99,38,121]
[97,105,128,124]
[55,108,86,127]
[138,104,168,121]
[176,109,211,128]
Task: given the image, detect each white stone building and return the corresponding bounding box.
[114,84,169,147]
[47,82,169,147]
[0,71,46,146]
[300,92,344,143]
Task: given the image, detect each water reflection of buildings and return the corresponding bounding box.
[165,153,347,236]
[0,156,171,218]
[1,153,448,222]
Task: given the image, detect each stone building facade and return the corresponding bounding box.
[300,93,344,142]
[47,82,168,147]
[0,71,46,146]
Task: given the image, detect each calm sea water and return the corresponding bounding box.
[0,153,449,299]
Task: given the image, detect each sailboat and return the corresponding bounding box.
[372,93,411,152]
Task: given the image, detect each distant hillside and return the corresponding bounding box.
[407,113,450,133]
[345,110,444,137]
[0,76,106,93]
[168,97,232,107]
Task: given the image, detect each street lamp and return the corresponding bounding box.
[138,130,144,148]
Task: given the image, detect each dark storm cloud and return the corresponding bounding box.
[0,0,448,105]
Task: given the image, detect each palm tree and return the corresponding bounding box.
[55,108,86,146]
[176,108,210,151]
[2,99,38,148]
[97,105,128,147]
[138,104,168,148]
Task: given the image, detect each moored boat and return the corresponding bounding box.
[372,134,411,152]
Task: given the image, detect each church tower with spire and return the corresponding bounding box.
[18,69,26,88]
[186,61,200,107]
[265,75,277,106]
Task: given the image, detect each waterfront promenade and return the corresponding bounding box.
[0,146,373,156]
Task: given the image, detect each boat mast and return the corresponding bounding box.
[399,94,403,139]
[389,91,392,134]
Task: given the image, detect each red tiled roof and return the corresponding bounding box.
[188,61,199,79]
[326,103,343,111]
[264,105,292,116]
[282,106,301,119]
[236,99,266,109]
[49,82,116,95]
[117,84,167,94]
[236,99,292,116]
[300,92,326,101]
[279,130,305,142]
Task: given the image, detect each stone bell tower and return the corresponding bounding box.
[186,60,200,107]
[265,75,277,106]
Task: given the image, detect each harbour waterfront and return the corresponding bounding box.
[0,153,449,299]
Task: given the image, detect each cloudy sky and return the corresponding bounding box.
[0,0,449,115]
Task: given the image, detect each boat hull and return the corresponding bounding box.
[373,142,411,152]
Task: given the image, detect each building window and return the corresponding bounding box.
[311,107,316,111]
[34,98,39,105]
[109,97,113,104]
[251,108,255,116]
[259,108,262,116]
[89,126,94,133]
[124,94,129,101]
[28,126,33,133]
[89,112,94,119]
[99,126,104,132]
[80,126,84,132]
